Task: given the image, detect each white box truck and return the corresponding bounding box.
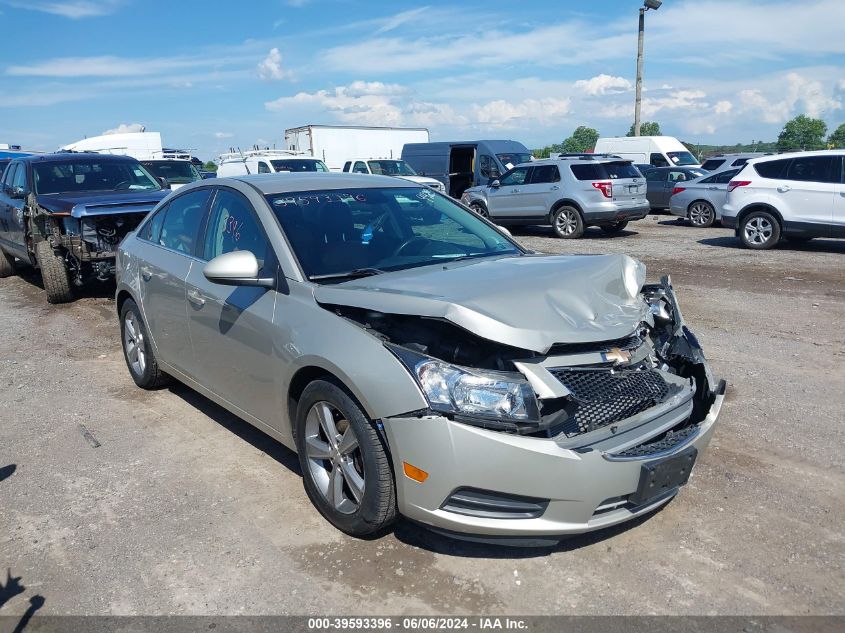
[593,136,700,168]
[284,125,430,172]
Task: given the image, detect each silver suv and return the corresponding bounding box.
[461,155,650,238]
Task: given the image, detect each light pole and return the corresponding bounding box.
[634,0,662,137]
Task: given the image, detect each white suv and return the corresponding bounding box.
[342,158,446,193]
[722,150,845,249]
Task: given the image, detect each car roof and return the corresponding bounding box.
[18,152,139,164]
[747,149,845,164]
[219,172,419,194]
[647,166,704,171]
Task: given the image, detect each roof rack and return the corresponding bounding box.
[217,148,308,163]
[550,152,624,161]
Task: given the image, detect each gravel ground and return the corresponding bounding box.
[1,215,843,616]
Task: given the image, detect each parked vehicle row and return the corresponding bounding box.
[113,171,725,545]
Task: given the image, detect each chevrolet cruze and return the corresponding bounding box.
[116,173,725,545]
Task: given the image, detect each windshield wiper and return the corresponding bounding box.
[309,268,387,281]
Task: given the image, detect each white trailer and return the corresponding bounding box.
[60,132,192,161]
[284,125,430,172]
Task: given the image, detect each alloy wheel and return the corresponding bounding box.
[555,209,578,235]
[689,202,714,227]
[123,312,147,376]
[744,216,773,245]
[304,401,365,515]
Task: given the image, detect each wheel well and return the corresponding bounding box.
[549,199,583,220]
[469,199,486,210]
[688,199,714,212]
[736,203,783,229]
[287,366,336,439]
[116,289,134,316]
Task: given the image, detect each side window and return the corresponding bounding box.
[715,169,739,184]
[257,162,272,174]
[203,189,270,273]
[498,167,530,186]
[650,153,669,168]
[158,189,211,255]
[479,155,500,180]
[646,169,664,182]
[699,174,717,184]
[731,158,750,167]
[3,163,18,190]
[140,205,168,242]
[353,161,368,174]
[529,165,560,184]
[11,163,27,191]
[785,156,836,183]
[343,162,351,173]
[754,159,789,179]
[668,170,688,182]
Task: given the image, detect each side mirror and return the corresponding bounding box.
[203,251,274,288]
[497,225,513,238]
[157,176,171,190]
[489,179,500,188]
[8,186,26,200]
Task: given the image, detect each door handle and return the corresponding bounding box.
[187,288,206,308]
[140,266,152,282]
[511,188,520,193]
[550,185,560,191]
[708,186,719,190]
[777,185,791,193]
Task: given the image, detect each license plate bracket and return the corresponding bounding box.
[630,447,698,506]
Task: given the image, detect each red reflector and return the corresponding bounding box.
[672,187,686,196]
[591,181,612,198]
[727,180,751,193]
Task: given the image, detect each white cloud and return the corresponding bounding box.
[472,98,571,128]
[103,123,145,135]
[374,7,429,34]
[257,48,291,81]
[2,0,124,18]
[574,74,632,96]
[214,132,233,139]
[6,52,256,78]
[714,100,733,115]
[739,72,842,123]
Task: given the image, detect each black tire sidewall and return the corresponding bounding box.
[740,211,781,249]
[601,220,628,234]
[0,248,15,277]
[295,379,395,536]
[470,202,488,218]
[552,206,584,239]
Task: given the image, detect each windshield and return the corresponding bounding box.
[496,153,532,170]
[271,159,330,172]
[667,151,699,166]
[33,160,161,194]
[266,187,522,281]
[367,160,417,176]
[142,160,200,184]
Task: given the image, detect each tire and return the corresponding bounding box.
[688,201,716,228]
[600,220,628,234]
[739,210,781,250]
[470,202,489,218]
[0,248,15,278]
[295,379,396,537]
[551,205,584,239]
[34,241,73,304]
[120,298,171,389]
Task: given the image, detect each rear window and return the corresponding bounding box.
[701,159,726,171]
[754,159,790,179]
[570,161,640,180]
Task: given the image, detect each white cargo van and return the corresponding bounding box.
[216,150,329,177]
[593,136,700,168]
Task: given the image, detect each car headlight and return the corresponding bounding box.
[388,345,540,424]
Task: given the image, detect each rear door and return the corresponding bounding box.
[135,188,212,377]
[185,187,279,424]
[780,155,836,229]
[833,156,845,237]
[645,169,667,208]
[486,166,531,218]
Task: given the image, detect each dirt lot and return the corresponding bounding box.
[1,216,843,616]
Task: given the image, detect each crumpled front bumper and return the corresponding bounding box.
[382,382,724,543]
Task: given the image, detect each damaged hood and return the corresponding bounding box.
[36,190,168,216]
[315,253,649,353]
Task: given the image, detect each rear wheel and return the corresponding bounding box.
[35,241,73,304]
[739,211,780,250]
[552,205,584,239]
[600,220,628,234]
[120,298,171,389]
[470,202,489,218]
[0,248,15,278]
[688,201,716,228]
[295,379,396,537]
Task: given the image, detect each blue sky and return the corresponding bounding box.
[1,0,843,160]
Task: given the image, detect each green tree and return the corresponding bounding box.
[777,114,827,151]
[827,123,845,148]
[561,126,600,153]
[202,161,218,172]
[627,121,661,136]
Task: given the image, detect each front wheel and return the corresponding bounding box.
[739,211,780,249]
[295,379,396,537]
[552,205,584,239]
[0,248,16,278]
[35,241,73,304]
[600,220,628,234]
[688,201,716,228]
[470,202,489,218]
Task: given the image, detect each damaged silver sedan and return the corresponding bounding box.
[115,173,724,545]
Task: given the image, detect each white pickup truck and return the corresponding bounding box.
[341,158,447,194]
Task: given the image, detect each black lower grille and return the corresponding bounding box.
[548,367,670,436]
[441,488,548,519]
[613,424,697,458]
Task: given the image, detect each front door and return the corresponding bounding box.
[833,156,845,237]
[185,187,280,425]
[781,155,836,229]
[486,166,531,219]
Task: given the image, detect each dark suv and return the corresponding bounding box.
[0,153,167,303]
